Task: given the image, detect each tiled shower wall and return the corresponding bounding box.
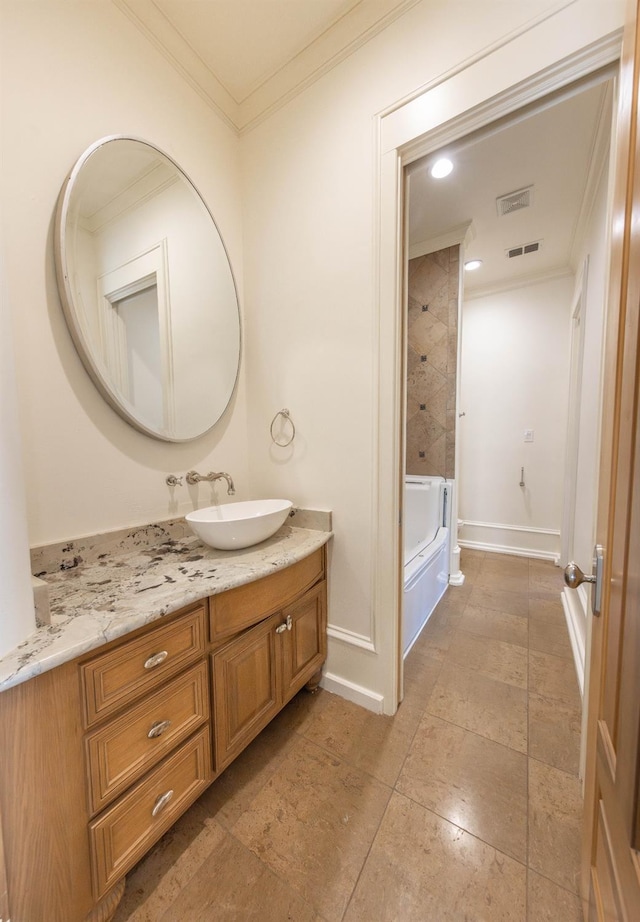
[406,245,459,478]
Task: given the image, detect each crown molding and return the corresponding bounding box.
[112,0,422,135]
[112,0,239,131]
[408,221,475,260]
[569,79,614,269]
[463,264,574,301]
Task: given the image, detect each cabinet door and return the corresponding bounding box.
[212,615,280,772]
[280,582,327,703]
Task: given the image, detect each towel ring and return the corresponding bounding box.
[270,408,296,447]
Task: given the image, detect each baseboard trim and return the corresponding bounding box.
[459,539,559,562]
[320,671,384,714]
[459,520,560,560]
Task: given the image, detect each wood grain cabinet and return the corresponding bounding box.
[0,546,327,922]
[212,579,327,772]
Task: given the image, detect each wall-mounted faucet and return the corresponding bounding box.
[186,470,235,495]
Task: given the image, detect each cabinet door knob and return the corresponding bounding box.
[144,650,169,669]
[151,789,174,817]
[147,719,172,739]
[275,615,293,634]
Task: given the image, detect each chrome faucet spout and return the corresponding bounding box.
[186,470,235,495]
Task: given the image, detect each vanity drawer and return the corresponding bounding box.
[209,548,324,642]
[81,605,206,727]
[89,726,212,899]
[85,661,209,816]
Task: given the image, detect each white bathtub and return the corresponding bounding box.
[403,475,451,656]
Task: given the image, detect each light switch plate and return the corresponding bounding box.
[524,429,534,442]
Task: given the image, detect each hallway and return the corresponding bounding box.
[113,550,583,921]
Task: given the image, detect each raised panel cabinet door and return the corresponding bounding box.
[212,615,281,772]
[280,583,327,703]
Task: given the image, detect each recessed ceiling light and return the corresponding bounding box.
[464,259,483,271]
[430,158,453,179]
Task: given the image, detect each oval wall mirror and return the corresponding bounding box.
[55,136,241,442]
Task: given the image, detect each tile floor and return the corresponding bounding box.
[112,550,584,922]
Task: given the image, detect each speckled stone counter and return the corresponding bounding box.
[0,509,332,693]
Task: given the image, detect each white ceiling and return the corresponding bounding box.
[407,79,613,295]
[113,0,418,131]
[111,1,613,292]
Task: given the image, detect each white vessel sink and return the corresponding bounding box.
[185,499,293,550]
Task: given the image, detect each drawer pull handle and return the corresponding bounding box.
[144,650,169,670]
[151,789,174,817]
[147,719,172,739]
[275,615,293,634]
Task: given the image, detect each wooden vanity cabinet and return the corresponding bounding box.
[0,547,327,922]
[211,551,327,772]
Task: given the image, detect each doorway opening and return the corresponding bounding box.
[398,69,617,746]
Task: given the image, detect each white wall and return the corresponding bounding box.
[458,274,574,559]
[0,256,36,656]
[241,0,624,709]
[0,0,248,546]
[0,0,624,707]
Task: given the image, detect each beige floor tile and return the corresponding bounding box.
[343,792,527,922]
[529,651,581,707]
[232,736,391,922]
[460,604,529,646]
[529,587,564,602]
[468,586,530,617]
[529,759,583,894]
[527,871,583,921]
[529,618,574,658]
[196,692,318,830]
[481,555,530,577]
[159,829,322,922]
[441,581,475,608]
[409,615,456,662]
[427,660,528,752]
[529,692,581,775]
[426,599,464,626]
[301,689,421,786]
[112,809,227,922]
[476,570,527,593]
[402,650,442,715]
[529,596,566,621]
[446,631,528,689]
[397,713,528,861]
[529,564,565,595]
[460,548,486,565]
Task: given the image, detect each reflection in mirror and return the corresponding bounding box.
[55,137,241,441]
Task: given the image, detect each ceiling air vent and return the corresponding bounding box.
[506,240,542,259]
[496,186,533,217]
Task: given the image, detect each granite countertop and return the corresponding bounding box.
[0,509,332,694]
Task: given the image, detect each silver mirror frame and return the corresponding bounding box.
[54,135,241,442]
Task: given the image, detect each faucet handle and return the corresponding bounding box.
[165,474,183,487]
